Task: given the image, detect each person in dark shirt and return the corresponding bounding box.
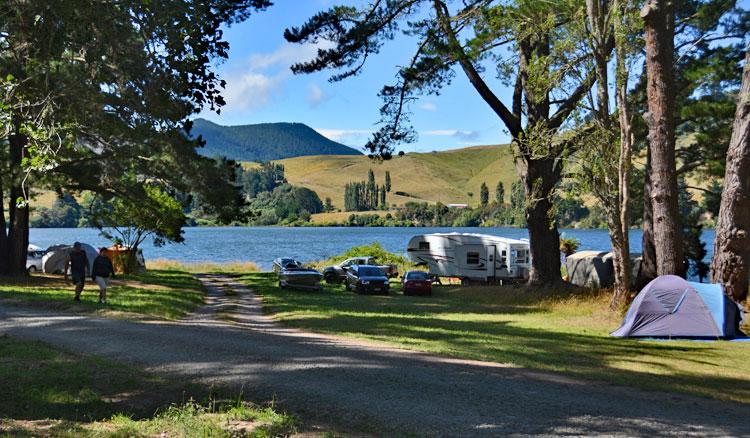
[65,242,89,302]
[92,248,116,304]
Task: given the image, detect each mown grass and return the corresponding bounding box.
[238,272,750,404]
[0,335,297,437]
[0,269,204,320]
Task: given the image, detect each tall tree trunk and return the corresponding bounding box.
[711,42,750,302]
[7,117,29,275]
[0,176,9,275]
[525,157,562,285]
[637,148,658,288]
[612,0,633,307]
[641,0,684,277]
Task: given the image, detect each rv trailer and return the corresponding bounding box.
[406,233,531,283]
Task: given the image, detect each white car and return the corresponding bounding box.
[26,245,46,273]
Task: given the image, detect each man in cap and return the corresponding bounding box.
[64,242,89,302]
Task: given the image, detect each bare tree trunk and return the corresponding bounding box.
[525,157,563,285]
[7,117,29,275]
[711,42,750,302]
[641,0,684,277]
[611,0,634,307]
[637,148,658,288]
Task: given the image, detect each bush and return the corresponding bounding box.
[311,242,416,273]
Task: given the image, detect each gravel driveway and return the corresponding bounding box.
[0,275,747,437]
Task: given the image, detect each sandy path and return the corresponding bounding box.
[0,274,747,437]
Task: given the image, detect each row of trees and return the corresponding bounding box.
[344,169,390,211]
[285,0,750,303]
[1,1,272,275]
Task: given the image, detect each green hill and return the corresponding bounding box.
[191,118,362,162]
[276,144,518,210]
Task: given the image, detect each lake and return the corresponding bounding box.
[29,226,716,272]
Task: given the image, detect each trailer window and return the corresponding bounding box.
[466,252,480,265]
[515,249,528,264]
[419,241,430,250]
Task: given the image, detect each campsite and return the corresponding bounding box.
[2,0,750,436]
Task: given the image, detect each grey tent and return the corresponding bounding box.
[42,243,97,274]
[611,275,744,339]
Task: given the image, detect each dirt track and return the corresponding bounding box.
[0,275,747,436]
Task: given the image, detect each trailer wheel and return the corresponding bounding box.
[460,277,470,287]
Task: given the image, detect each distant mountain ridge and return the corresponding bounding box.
[190,118,362,162]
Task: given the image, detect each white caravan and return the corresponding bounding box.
[406,233,531,282]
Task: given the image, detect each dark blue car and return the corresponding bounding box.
[345,265,390,295]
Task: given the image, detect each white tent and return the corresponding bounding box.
[42,243,97,274]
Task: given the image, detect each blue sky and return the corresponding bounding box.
[198,1,513,152]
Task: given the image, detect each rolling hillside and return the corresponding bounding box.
[191,118,361,162]
[277,144,519,210]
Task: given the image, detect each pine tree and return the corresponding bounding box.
[385,171,391,192]
[380,186,387,208]
[495,181,505,204]
[480,182,489,206]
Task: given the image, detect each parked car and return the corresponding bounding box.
[322,256,398,284]
[345,265,390,295]
[402,271,432,296]
[26,245,46,273]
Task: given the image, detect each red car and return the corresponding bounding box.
[402,271,432,296]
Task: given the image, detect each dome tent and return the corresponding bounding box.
[611,275,744,339]
[42,243,97,274]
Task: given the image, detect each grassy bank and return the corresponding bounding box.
[0,335,297,437]
[238,272,750,404]
[0,269,204,319]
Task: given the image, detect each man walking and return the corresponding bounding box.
[92,248,115,304]
[65,242,89,302]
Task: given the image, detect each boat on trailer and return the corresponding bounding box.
[273,258,323,290]
[406,233,531,283]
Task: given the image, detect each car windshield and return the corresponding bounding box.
[406,272,429,280]
[358,267,383,277]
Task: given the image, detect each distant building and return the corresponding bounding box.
[447,204,469,209]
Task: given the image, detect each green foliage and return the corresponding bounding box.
[679,178,710,281]
[701,180,722,218]
[247,183,323,225]
[88,185,186,250]
[314,242,412,272]
[238,162,286,198]
[559,236,581,257]
[344,168,386,211]
[191,118,361,162]
[384,170,392,192]
[30,193,82,228]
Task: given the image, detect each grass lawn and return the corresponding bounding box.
[0,335,297,437]
[0,270,204,320]
[238,272,750,404]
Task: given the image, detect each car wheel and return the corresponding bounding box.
[325,273,337,284]
[27,266,37,274]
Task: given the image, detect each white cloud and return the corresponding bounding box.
[307,83,328,107]
[419,101,438,112]
[424,129,480,142]
[315,128,371,145]
[222,72,287,112]
[220,40,335,114]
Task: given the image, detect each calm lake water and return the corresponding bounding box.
[29,226,716,272]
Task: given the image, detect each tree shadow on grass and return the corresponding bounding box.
[241,273,750,404]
